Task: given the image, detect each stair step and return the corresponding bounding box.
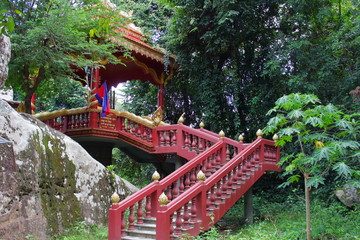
[122,236,155,240]
[134,223,156,231]
[125,229,156,239]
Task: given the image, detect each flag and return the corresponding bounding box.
[101,82,110,117]
[95,83,105,105]
[95,82,110,117]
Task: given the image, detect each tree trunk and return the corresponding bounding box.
[24,92,34,114]
[0,35,11,89]
[304,171,312,240]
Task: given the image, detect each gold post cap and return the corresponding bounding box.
[238,134,244,142]
[197,170,206,182]
[199,121,205,129]
[111,192,120,205]
[273,134,279,142]
[219,130,225,138]
[152,171,160,182]
[158,192,169,206]
[256,129,263,138]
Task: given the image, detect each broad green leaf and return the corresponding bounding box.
[5,17,15,32]
[313,146,335,160]
[288,175,301,183]
[285,164,296,172]
[306,176,325,188]
[304,117,323,127]
[279,127,300,136]
[336,119,354,130]
[332,162,352,178]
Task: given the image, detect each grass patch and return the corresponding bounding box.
[51,199,359,240]
[54,221,107,240]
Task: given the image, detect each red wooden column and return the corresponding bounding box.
[157,84,164,109]
[90,67,100,128]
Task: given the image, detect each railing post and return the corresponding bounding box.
[152,128,158,147]
[259,141,265,166]
[116,116,121,131]
[63,116,68,131]
[108,207,121,240]
[197,182,207,221]
[150,182,161,217]
[156,205,171,240]
[220,141,227,164]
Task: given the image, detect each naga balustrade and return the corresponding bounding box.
[38,108,157,151]
[39,108,245,158]
[156,137,280,240]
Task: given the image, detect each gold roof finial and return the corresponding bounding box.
[273,134,279,142]
[151,107,163,126]
[197,170,206,182]
[178,113,185,124]
[256,129,263,138]
[152,171,160,182]
[199,121,205,129]
[238,134,244,143]
[219,130,225,138]
[158,192,169,206]
[111,192,120,205]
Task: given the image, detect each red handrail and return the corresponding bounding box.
[156,138,280,240]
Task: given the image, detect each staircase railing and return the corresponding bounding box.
[108,134,279,240]
[156,138,280,240]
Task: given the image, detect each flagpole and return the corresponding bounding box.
[90,67,101,128]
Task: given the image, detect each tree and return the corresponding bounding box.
[264,93,359,240]
[4,0,124,113]
[262,0,360,105]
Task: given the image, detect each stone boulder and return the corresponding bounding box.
[0,100,138,239]
[0,35,11,89]
[335,184,360,208]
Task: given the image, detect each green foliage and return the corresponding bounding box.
[232,199,360,240]
[120,80,158,116]
[262,0,360,105]
[35,77,87,111]
[0,10,21,35]
[4,0,124,113]
[264,93,359,189]
[264,93,359,239]
[54,221,107,240]
[112,148,155,188]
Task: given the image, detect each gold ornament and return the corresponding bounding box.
[197,170,206,182]
[219,130,225,138]
[273,134,279,142]
[152,171,160,182]
[158,192,168,206]
[111,192,120,205]
[177,113,185,124]
[151,107,163,126]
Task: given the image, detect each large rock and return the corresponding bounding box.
[0,100,138,239]
[0,35,11,88]
[335,184,360,208]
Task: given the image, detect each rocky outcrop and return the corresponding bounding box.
[0,100,138,239]
[0,35,11,88]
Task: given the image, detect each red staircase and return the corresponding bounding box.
[35,108,280,240]
[107,127,280,240]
